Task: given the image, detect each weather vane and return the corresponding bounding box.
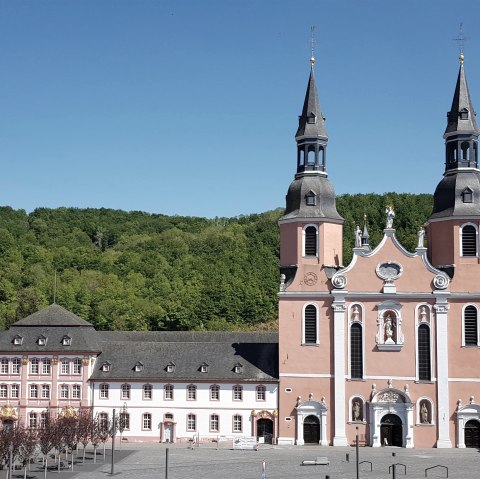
[453,22,468,63]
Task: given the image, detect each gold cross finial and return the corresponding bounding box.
[310,25,317,66]
[453,23,468,64]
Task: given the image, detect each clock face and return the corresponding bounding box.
[303,272,318,286]
[376,261,403,281]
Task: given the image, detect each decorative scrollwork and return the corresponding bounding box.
[332,275,347,289]
[433,274,449,290]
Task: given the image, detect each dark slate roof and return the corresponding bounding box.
[0,326,100,353]
[445,61,479,137]
[281,174,343,221]
[295,64,328,140]
[13,304,92,327]
[430,170,480,219]
[91,331,278,382]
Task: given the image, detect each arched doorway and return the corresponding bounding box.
[257,418,273,444]
[303,415,320,444]
[2,419,13,429]
[465,420,480,448]
[380,414,402,447]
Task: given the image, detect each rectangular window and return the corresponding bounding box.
[61,360,70,375]
[233,415,242,433]
[60,385,69,399]
[30,384,38,398]
[119,412,130,431]
[164,384,174,400]
[41,384,50,399]
[143,384,153,400]
[187,385,196,400]
[42,359,51,375]
[0,385,7,398]
[29,413,37,429]
[73,359,82,374]
[11,358,21,374]
[256,385,266,401]
[99,413,109,429]
[31,358,39,374]
[0,359,8,374]
[210,414,219,432]
[233,385,243,401]
[40,412,48,428]
[121,384,131,400]
[72,384,81,399]
[142,413,152,430]
[100,384,109,399]
[187,414,196,431]
[210,385,220,401]
[11,384,19,399]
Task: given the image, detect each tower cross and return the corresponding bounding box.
[310,25,317,65]
[453,22,469,62]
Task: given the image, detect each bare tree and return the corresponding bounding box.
[18,428,38,479]
[37,415,56,479]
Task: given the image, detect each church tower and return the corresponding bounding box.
[277,55,343,446]
[427,53,480,290]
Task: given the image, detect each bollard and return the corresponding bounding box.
[326,476,330,479]
[346,453,349,462]
[392,452,396,457]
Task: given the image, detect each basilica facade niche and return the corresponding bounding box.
[376,301,404,351]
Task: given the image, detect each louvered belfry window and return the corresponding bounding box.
[418,324,431,381]
[305,226,317,256]
[350,323,363,379]
[304,305,317,344]
[464,305,478,346]
[462,225,477,256]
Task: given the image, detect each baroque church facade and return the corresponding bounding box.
[0,52,479,448]
[278,52,480,448]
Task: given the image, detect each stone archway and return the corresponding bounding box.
[295,400,328,446]
[370,387,413,448]
[456,403,480,448]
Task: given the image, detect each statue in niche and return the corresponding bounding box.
[420,306,427,323]
[417,227,425,248]
[384,315,395,343]
[352,305,360,322]
[385,206,395,228]
[352,400,362,421]
[354,225,362,247]
[420,402,429,423]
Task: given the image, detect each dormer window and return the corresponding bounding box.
[101,362,111,372]
[462,188,473,203]
[307,112,317,124]
[166,362,175,373]
[13,335,23,346]
[233,362,243,374]
[200,363,209,373]
[134,361,144,372]
[62,335,72,346]
[305,191,317,206]
[37,335,47,346]
[460,108,469,120]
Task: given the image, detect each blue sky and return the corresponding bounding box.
[1,0,480,218]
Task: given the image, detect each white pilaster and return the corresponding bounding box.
[434,292,452,448]
[333,291,348,446]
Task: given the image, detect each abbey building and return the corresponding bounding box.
[0,52,480,448]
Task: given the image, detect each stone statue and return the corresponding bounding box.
[354,225,362,247]
[417,227,425,248]
[352,305,360,322]
[420,306,427,323]
[421,402,429,423]
[384,315,394,343]
[385,206,395,228]
[352,400,361,421]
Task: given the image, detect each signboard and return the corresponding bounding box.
[233,436,258,450]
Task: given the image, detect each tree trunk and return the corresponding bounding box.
[93,446,96,464]
[44,457,47,479]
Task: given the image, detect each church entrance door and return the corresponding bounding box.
[380,414,402,447]
[465,420,480,448]
[303,415,320,444]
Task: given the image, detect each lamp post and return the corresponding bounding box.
[8,443,13,479]
[110,409,116,475]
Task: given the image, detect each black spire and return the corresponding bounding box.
[282,57,342,222]
[295,58,328,174]
[430,54,480,220]
[444,54,479,171]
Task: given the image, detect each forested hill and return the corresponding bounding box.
[0,193,433,332]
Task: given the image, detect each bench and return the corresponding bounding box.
[301,457,330,466]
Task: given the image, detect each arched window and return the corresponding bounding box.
[461,141,470,160]
[418,324,431,381]
[304,225,318,257]
[350,323,363,379]
[303,305,318,345]
[461,224,477,257]
[464,305,478,346]
[307,147,315,165]
[187,413,196,431]
[187,384,197,400]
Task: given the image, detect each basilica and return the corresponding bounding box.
[0,51,480,448]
